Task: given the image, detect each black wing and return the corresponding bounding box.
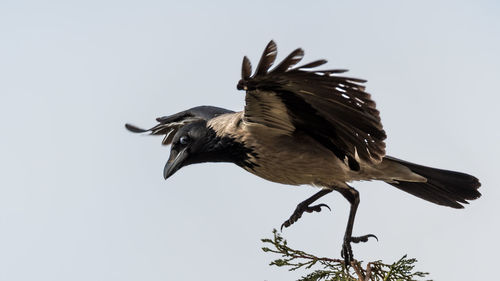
[125,106,233,145]
[238,41,386,167]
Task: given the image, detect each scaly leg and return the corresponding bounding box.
[333,186,378,265]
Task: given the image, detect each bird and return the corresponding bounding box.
[125,41,481,264]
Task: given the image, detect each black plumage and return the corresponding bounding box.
[125,106,233,145]
[237,40,386,165]
[385,156,481,208]
[125,41,481,264]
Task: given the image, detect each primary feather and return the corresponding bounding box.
[237,40,386,167]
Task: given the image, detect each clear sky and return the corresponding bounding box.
[1,1,499,280]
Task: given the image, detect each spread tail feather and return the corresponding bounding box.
[384,156,481,208]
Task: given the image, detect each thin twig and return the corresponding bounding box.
[262,229,431,281]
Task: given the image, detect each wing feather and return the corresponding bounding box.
[244,91,295,134]
[272,48,304,72]
[295,59,328,69]
[255,41,277,75]
[238,41,386,164]
[242,56,252,80]
[125,106,233,145]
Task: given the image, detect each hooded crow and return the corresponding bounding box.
[125,41,481,264]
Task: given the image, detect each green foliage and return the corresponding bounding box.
[262,229,431,281]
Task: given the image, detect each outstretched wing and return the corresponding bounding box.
[125,106,233,145]
[237,41,386,168]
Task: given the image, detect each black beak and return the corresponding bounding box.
[163,148,189,180]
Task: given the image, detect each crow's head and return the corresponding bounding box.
[125,106,252,180]
[163,121,219,179]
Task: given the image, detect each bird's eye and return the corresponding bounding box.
[179,136,190,145]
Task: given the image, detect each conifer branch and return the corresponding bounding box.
[262,229,431,281]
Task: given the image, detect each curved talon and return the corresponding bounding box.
[305,203,331,213]
[280,218,295,231]
[342,233,378,264]
[281,202,331,231]
[350,234,378,243]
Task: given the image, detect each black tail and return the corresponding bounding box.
[385,156,481,208]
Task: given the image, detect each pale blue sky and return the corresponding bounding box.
[1,1,499,280]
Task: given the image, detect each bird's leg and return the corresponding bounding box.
[333,186,378,265]
[281,189,332,230]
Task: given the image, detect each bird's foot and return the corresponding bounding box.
[280,202,331,230]
[341,234,378,265]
